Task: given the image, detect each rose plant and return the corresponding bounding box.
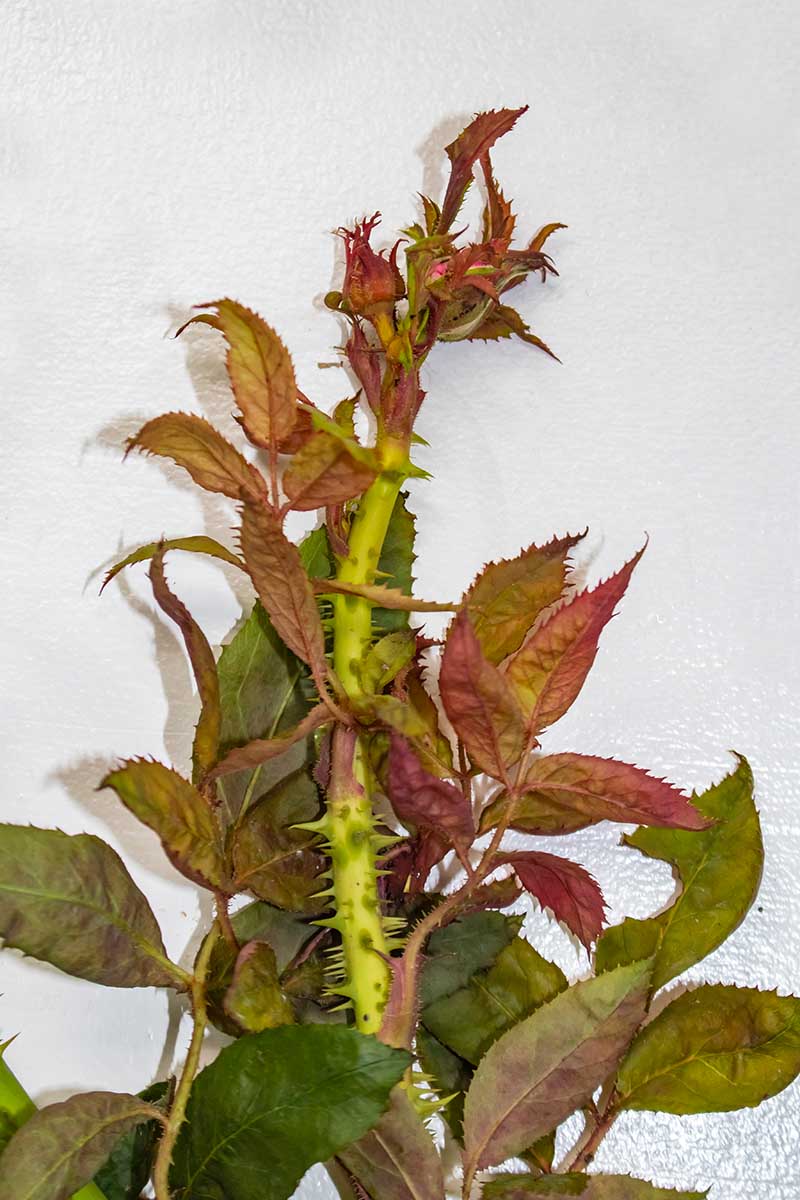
[0,108,796,1200]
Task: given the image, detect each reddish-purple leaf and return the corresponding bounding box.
[345,324,382,415]
[466,532,585,664]
[468,303,560,361]
[454,872,523,916]
[179,299,298,450]
[339,1086,446,1200]
[481,753,708,836]
[239,501,327,682]
[387,735,474,853]
[127,411,267,503]
[480,151,516,244]
[439,611,526,781]
[383,830,450,899]
[149,548,220,782]
[506,547,645,735]
[502,851,607,949]
[462,960,651,1182]
[283,432,377,511]
[439,107,528,233]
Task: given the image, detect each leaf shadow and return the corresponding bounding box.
[414,112,471,210]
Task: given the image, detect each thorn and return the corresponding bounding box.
[314,916,345,932]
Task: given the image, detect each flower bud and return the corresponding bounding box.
[339,213,405,319]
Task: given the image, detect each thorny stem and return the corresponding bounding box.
[214,891,238,951]
[153,924,220,1200]
[326,728,392,1033]
[326,436,410,1032]
[563,1096,620,1172]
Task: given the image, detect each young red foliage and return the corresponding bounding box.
[386,734,474,856]
[506,545,646,736]
[500,850,607,949]
[439,611,526,781]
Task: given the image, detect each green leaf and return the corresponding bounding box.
[415,1028,471,1142]
[93,1082,168,1200]
[596,757,762,990]
[101,535,245,592]
[339,1085,445,1200]
[231,770,326,911]
[482,1176,707,1198]
[299,526,334,579]
[482,1177,586,1197]
[420,912,522,1007]
[0,1108,17,1155]
[222,941,295,1032]
[206,900,313,1035]
[360,630,417,692]
[216,601,312,825]
[462,959,651,1177]
[0,826,183,989]
[170,1025,410,1200]
[423,936,566,1064]
[0,1091,162,1200]
[374,492,416,632]
[616,984,800,1114]
[466,534,583,665]
[101,760,226,891]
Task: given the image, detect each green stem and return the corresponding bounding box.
[327,728,391,1033]
[152,924,219,1200]
[0,1053,107,1200]
[327,437,408,1033]
[332,439,407,692]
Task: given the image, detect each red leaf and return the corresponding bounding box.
[466,532,584,664]
[387,735,474,853]
[283,432,377,511]
[506,546,645,735]
[149,549,220,782]
[439,612,526,781]
[480,151,516,245]
[179,300,298,450]
[468,303,560,361]
[127,412,268,504]
[275,394,317,455]
[502,850,606,949]
[439,108,528,233]
[482,753,709,836]
[239,502,327,683]
[345,324,382,415]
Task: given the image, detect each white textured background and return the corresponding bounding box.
[2,2,799,1196]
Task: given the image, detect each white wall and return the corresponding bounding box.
[2,2,799,1196]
